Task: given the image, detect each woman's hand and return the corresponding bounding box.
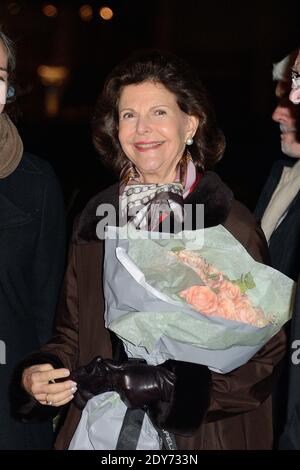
[22,364,77,407]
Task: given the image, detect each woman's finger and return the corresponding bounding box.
[39,392,75,407]
[32,379,76,397]
[32,368,70,386]
[52,395,75,407]
[46,380,77,395]
[43,368,70,383]
[33,363,55,372]
[45,388,76,406]
[31,368,71,387]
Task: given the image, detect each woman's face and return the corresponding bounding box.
[118,81,198,184]
[0,40,8,114]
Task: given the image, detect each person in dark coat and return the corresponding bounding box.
[17,50,286,450]
[279,46,300,450]
[255,50,300,282]
[255,50,300,448]
[0,30,66,449]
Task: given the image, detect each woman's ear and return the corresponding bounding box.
[186,115,199,140]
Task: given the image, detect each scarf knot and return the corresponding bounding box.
[119,157,199,231]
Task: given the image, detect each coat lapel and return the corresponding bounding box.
[0,192,33,230]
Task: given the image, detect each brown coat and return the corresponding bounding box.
[29,172,286,449]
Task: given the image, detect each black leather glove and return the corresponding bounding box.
[109,360,175,409]
[70,356,211,436]
[68,357,114,409]
[69,356,175,410]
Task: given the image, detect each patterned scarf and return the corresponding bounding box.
[119,154,199,231]
[0,113,23,179]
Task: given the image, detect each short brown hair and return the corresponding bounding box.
[92,50,225,175]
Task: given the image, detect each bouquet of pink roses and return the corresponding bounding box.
[173,250,270,327]
[103,225,294,374]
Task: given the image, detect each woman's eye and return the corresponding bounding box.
[122,112,134,119]
[154,109,166,116]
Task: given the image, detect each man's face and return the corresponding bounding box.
[290,49,300,105]
[272,79,300,158]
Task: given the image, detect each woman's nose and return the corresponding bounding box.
[136,115,151,134]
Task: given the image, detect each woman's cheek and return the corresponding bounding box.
[0,80,7,113]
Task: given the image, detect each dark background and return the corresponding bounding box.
[1,0,300,221]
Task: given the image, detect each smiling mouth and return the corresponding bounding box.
[134,141,164,151]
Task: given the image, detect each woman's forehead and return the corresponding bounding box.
[119,81,176,105]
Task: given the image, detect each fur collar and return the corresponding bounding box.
[74,171,233,244]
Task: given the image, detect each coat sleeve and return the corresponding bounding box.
[159,327,286,434]
[31,164,66,345]
[206,328,286,422]
[11,242,80,421]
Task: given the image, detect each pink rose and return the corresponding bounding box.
[180,285,218,316]
[234,298,267,326]
[175,250,269,327]
[218,280,241,301]
[217,297,237,320]
[174,250,210,280]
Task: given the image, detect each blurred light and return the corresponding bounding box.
[99,6,114,21]
[79,4,93,22]
[38,65,69,118]
[42,4,58,18]
[45,88,60,118]
[8,2,21,15]
[37,65,69,86]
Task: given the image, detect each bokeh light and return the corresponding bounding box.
[37,65,69,86]
[42,4,58,18]
[79,5,93,22]
[99,6,114,21]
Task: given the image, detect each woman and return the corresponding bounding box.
[0,30,66,449]
[18,50,286,450]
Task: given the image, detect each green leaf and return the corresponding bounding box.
[211,287,220,294]
[170,246,185,252]
[231,272,256,294]
[207,273,219,280]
